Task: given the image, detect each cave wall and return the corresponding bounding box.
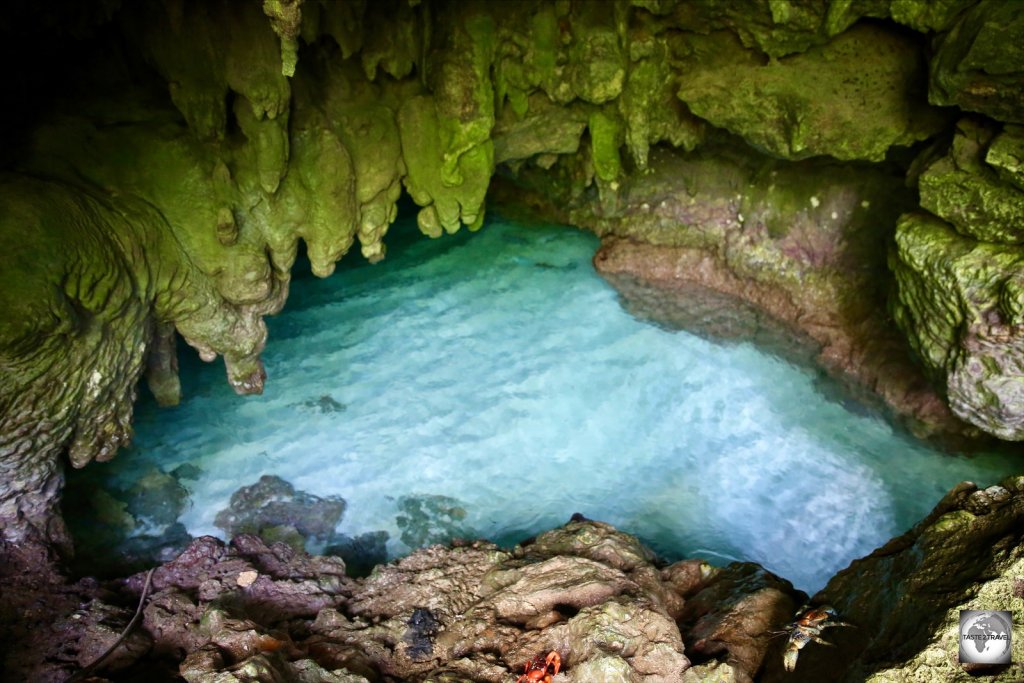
[1,0,1024,547]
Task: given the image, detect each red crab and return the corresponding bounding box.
[517,651,561,683]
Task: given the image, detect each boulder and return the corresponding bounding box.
[890,212,1024,439]
[930,0,1024,123]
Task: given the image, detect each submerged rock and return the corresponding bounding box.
[394,494,475,549]
[214,475,346,547]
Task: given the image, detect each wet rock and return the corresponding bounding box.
[403,608,440,661]
[62,471,193,577]
[214,475,346,547]
[172,463,205,482]
[126,467,190,527]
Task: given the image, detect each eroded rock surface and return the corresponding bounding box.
[5,519,816,683]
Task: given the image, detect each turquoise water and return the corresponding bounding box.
[66,215,1021,592]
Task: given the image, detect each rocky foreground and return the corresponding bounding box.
[3,481,1022,683]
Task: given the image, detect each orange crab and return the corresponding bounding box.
[516,651,561,683]
[780,604,852,671]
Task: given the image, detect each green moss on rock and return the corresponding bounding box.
[918,119,1024,244]
[567,1,627,104]
[589,109,624,182]
[677,23,947,162]
[888,0,976,33]
[650,0,890,58]
[619,24,705,169]
[122,0,291,139]
[492,94,588,165]
[986,124,1024,191]
[399,95,492,237]
[930,0,1024,123]
[890,211,1024,438]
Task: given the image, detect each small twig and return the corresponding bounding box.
[66,567,156,682]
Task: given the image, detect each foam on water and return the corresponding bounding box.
[70,216,1022,593]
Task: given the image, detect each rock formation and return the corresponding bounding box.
[1,0,1024,680]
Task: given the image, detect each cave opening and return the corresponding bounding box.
[5,0,1024,679]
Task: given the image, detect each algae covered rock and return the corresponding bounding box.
[918,119,1024,243]
[930,0,1024,123]
[890,212,1024,439]
[645,0,888,58]
[888,0,977,33]
[0,175,167,545]
[676,23,946,161]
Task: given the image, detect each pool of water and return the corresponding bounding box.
[65,214,1022,593]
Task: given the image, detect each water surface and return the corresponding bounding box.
[67,215,1021,592]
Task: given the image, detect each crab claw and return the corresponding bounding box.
[545,651,561,676]
[784,646,800,672]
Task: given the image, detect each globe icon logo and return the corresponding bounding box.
[959,610,1012,665]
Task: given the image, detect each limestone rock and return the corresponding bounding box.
[493,143,964,440]
[888,0,977,33]
[677,562,803,683]
[641,0,889,58]
[986,124,1024,191]
[918,119,1024,244]
[676,24,946,162]
[124,520,700,682]
[889,212,1024,439]
[930,0,1024,123]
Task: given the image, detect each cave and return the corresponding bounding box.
[2,1,1024,682]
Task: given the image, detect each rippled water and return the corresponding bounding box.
[66,214,1021,592]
